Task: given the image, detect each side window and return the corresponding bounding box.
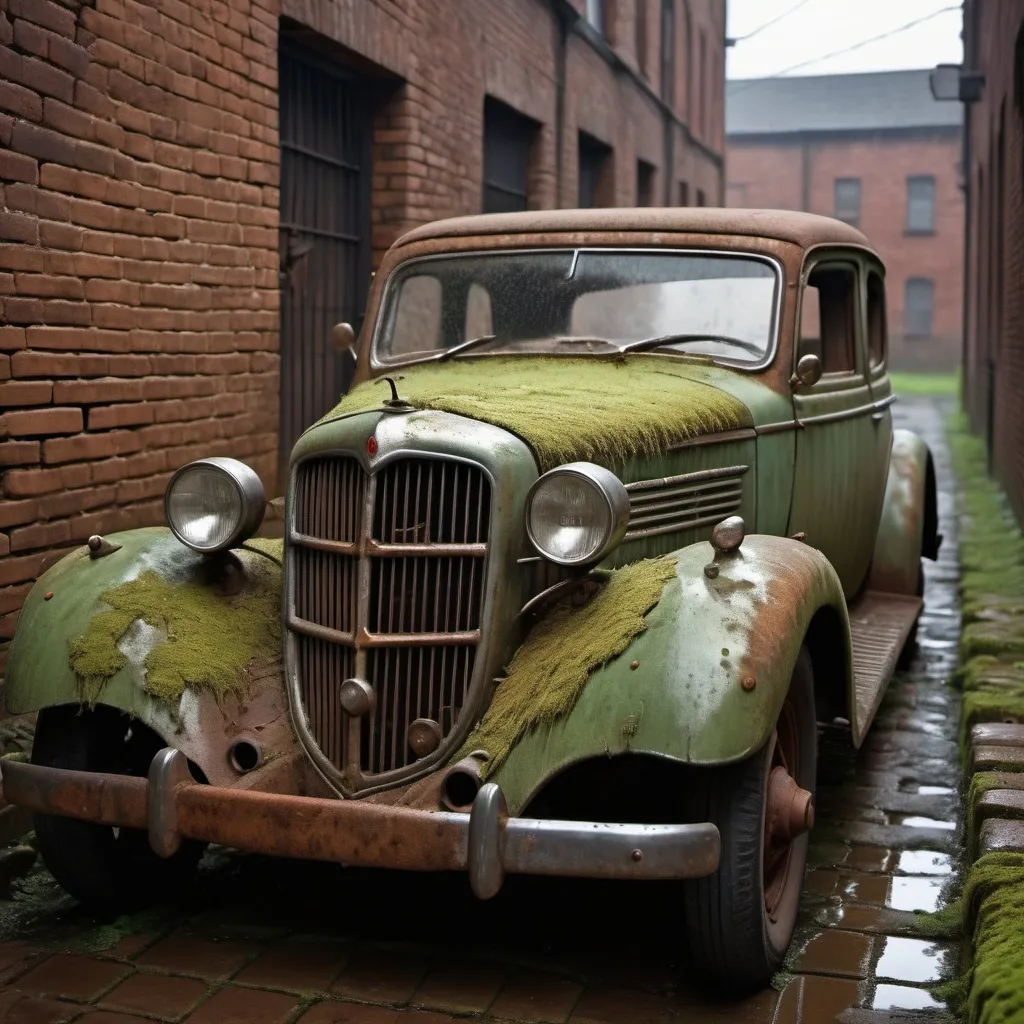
[390,275,442,354]
[798,264,857,374]
[867,272,887,367]
[465,283,493,338]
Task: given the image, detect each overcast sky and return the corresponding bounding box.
[726,0,964,80]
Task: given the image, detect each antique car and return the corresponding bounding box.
[2,209,939,992]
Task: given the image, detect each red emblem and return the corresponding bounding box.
[367,436,378,456]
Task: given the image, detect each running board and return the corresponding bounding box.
[848,591,923,747]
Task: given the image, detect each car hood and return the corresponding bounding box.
[311,356,789,472]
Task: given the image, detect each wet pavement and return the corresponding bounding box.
[0,397,962,1023]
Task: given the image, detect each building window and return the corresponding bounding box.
[585,0,604,34]
[578,132,612,208]
[904,278,934,338]
[482,98,537,214]
[695,188,705,207]
[660,0,675,103]
[698,29,707,136]
[833,177,861,226]
[679,181,689,206]
[636,0,648,77]
[637,160,655,206]
[906,175,935,234]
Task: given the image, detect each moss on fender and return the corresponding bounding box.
[320,357,751,471]
[452,556,678,778]
[69,540,284,704]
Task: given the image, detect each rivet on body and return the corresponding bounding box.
[741,676,757,691]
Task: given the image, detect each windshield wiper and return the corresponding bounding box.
[436,335,497,361]
[619,333,764,356]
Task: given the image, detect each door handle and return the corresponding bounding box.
[870,411,885,423]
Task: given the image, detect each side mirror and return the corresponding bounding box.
[332,322,357,375]
[790,353,822,388]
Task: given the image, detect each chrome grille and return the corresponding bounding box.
[624,465,748,540]
[288,455,491,787]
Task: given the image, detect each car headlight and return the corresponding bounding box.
[526,462,630,567]
[165,457,266,554]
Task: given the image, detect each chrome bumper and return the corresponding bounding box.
[1,749,721,898]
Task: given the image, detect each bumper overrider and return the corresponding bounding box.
[1,749,721,897]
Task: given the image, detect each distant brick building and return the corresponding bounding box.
[960,0,1024,525]
[725,70,964,371]
[0,0,726,673]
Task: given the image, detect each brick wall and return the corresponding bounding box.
[0,0,280,674]
[726,130,964,371]
[962,0,1024,526]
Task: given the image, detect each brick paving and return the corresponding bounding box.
[0,397,963,1023]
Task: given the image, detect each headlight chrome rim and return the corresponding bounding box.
[164,457,266,554]
[526,462,630,567]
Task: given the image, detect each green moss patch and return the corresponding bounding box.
[69,546,283,705]
[453,556,678,778]
[323,358,750,471]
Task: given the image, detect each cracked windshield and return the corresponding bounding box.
[377,251,778,364]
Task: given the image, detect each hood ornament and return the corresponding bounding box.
[375,376,415,412]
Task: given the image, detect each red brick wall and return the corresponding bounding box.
[0,0,280,673]
[727,131,964,371]
[962,0,1024,525]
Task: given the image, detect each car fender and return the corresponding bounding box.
[490,534,854,815]
[867,428,940,595]
[4,527,297,787]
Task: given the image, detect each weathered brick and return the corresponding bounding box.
[9,0,77,37]
[43,429,141,464]
[0,440,40,466]
[0,583,34,614]
[0,498,38,529]
[0,150,39,185]
[9,519,72,553]
[0,327,26,351]
[0,212,38,244]
[10,120,77,165]
[0,381,52,406]
[52,377,144,404]
[0,406,82,437]
[88,402,156,429]
[11,351,109,377]
[0,79,43,121]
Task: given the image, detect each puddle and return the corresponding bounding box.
[875,936,945,984]
[872,983,943,1011]
[916,785,956,796]
[895,848,954,876]
[888,876,946,913]
[897,815,957,830]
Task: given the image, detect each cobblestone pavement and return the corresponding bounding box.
[0,397,962,1024]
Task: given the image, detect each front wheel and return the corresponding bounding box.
[32,704,205,913]
[681,648,817,993]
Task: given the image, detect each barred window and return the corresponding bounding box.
[906,175,935,233]
[834,178,861,226]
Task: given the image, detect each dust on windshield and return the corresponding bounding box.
[373,249,779,366]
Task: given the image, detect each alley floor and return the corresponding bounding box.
[0,397,963,1024]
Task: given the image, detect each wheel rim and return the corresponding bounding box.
[762,697,814,922]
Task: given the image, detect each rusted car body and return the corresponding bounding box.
[2,209,938,991]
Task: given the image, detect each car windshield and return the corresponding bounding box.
[374,249,779,366]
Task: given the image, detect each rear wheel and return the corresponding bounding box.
[682,648,817,994]
[32,704,205,913]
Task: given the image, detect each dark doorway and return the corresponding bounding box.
[578,132,612,208]
[482,98,538,213]
[278,40,373,479]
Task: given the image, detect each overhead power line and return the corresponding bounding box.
[729,4,962,91]
[732,0,818,43]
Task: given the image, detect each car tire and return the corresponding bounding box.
[31,704,205,913]
[681,647,817,994]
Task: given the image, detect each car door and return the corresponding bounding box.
[787,254,891,598]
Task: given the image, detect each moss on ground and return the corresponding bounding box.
[452,556,678,778]
[943,412,1024,1022]
[322,357,751,471]
[888,371,960,396]
[69,542,283,705]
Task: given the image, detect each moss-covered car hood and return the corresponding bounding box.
[312,356,786,472]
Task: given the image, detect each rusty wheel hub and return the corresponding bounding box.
[762,703,814,921]
[766,765,814,845]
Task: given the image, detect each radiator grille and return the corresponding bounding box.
[625,466,747,540]
[289,455,491,785]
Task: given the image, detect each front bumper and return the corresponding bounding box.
[1,749,721,898]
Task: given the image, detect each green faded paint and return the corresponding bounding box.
[490,533,852,815]
[867,428,932,594]
[6,527,284,722]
